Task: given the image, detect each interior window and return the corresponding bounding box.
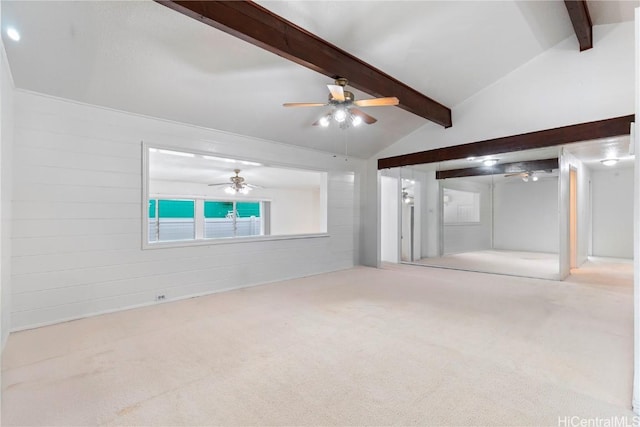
[144,146,327,246]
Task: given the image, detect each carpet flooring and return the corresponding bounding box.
[1,259,634,426]
[412,249,560,280]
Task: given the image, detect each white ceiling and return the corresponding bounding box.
[1,1,637,159]
[148,148,323,189]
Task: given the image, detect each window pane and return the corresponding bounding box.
[159,199,194,218]
[236,202,260,218]
[148,199,157,218]
[236,202,261,237]
[203,201,261,238]
[157,199,195,241]
[204,201,233,218]
[148,200,158,242]
[204,201,234,238]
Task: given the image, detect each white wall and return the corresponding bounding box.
[564,152,592,266]
[1,29,14,350]
[380,175,399,262]
[420,170,440,258]
[591,166,634,259]
[493,178,559,253]
[10,91,362,330]
[270,188,322,235]
[360,158,380,267]
[378,22,634,160]
[441,179,492,254]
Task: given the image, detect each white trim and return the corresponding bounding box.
[149,194,273,203]
[631,8,638,414]
[142,142,330,250]
[144,232,330,250]
[141,142,150,249]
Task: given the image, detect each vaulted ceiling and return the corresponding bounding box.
[1,1,637,159]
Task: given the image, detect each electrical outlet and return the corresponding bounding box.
[156,295,166,301]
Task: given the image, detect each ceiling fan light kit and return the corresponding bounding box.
[284,78,399,129]
[209,169,260,195]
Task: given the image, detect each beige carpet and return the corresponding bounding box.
[413,249,560,280]
[2,259,634,426]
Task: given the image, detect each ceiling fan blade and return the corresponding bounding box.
[207,183,230,186]
[327,84,345,102]
[283,102,326,108]
[354,97,399,107]
[246,183,264,189]
[350,108,377,125]
[504,173,527,178]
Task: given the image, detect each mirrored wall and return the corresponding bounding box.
[382,146,562,280]
[381,135,634,280]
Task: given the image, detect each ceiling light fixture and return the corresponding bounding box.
[483,159,499,167]
[402,190,413,205]
[352,115,363,127]
[6,27,20,42]
[333,108,347,123]
[531,175,539,182]
[209,169,258,195]
[601,158,619,167]
[319,116,330,127]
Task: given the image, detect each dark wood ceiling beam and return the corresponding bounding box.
[154,0,452,128]
[436,158,559,180]
[564,0,593,51]
[378,115,634,169]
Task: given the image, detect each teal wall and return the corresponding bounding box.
[149,199,195,218]
[150,199,260,218]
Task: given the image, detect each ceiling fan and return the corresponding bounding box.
[208,169,262,195]
[283,78,399,129]
[505,171,538,182]
[504,169,553,182]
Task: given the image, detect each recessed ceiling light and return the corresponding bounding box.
[203,155,236,163]
[240,160,262,166]
[601,158,618,167]
[157,149,194,158]
[483,159,498,167]
[6,27,20,42]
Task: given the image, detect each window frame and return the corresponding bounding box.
[141,143,329,250]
